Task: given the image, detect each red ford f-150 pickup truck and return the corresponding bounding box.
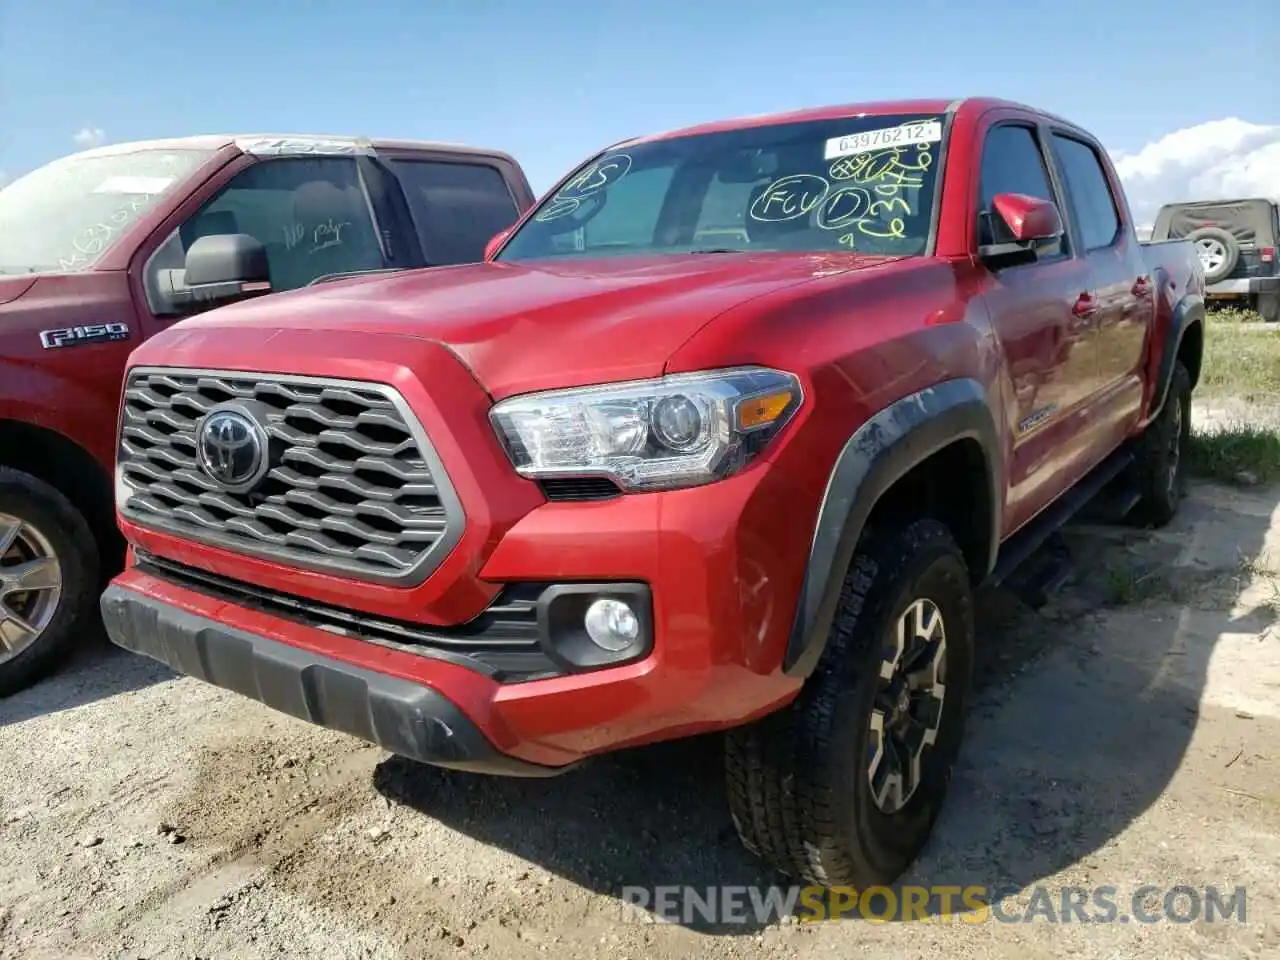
[0,134,534,695]
[101,98,1204,888]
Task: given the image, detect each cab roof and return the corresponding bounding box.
[60,133,520,165]
[621,97,1080,147]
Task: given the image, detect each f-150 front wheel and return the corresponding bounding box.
[0,468,99,697]
[725,518,974,889]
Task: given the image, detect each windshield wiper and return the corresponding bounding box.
[688,248,744,255]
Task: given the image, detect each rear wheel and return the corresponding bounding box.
[1256,291,1280,324]
[1132,360,1192,527]
[725,519,974,888]
[0,468,99,697]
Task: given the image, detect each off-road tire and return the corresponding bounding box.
[1256,291,1280,324]
[1132,360,1192,528]
[0,467,99,697]
[1187,226,1239,284]
[725,518,974,888]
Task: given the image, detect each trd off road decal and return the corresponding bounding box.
[39,322,131,350]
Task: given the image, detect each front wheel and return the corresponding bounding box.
[725,518,974,888]
[0,468,99,697]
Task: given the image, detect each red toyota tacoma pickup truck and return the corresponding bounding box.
[0,134,534,695]
[101,98,1204,888]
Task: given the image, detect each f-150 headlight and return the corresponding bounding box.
[489,367,803,492]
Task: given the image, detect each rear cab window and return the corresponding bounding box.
[388,159,521,265]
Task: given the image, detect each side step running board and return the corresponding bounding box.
[1001,533,1072,609]
[983,447,1136,591]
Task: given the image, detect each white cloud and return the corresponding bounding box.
[1110,118,1280,231]
[72,126,107,149]
[0,170,7,190]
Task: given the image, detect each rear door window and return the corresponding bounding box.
[389,159,520,265]
[1049,134,1120,252]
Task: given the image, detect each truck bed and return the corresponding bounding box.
[1141,237,1202,296]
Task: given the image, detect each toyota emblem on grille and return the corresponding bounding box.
[197,406,270,493]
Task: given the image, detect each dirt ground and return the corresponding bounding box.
[3,411,1280,958]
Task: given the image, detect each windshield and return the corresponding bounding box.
[499,113,945,262]
[0,148,213,274]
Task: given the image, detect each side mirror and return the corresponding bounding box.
[992,193,1064,244]
[484,228,512,261]
[185,233,271,290]
[979,193,1064,265]
[154,234,273,314]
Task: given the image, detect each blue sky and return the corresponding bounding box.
[1,0,1277,196]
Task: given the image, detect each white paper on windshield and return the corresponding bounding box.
[824,120,943,160]
[91,176,175,195]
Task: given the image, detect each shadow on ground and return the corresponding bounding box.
[0,622,174,727]
[373,732,773,933]
[372,480,1280,933]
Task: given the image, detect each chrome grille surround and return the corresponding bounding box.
[116,367,465,586]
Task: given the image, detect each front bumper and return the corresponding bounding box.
[103,463,806,767]
[101,583,572,777]
[105,342,824,765]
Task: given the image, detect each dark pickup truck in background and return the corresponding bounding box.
[0,134,535,694]
[101,97,1205,888]
[1150,197,1279,321]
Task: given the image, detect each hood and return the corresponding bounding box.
[0,276,38,306]
[171,253,901,398]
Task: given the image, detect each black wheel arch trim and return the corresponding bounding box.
[783,377,1000,679]
[1149,292,1204,421]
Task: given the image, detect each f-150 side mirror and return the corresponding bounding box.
[979,193,1065,267]
[484,228,512,261]
[184,234,272,291]
[154,233,274,314]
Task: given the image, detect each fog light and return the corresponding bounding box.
[584,598,640,651]
[538,583,652,671]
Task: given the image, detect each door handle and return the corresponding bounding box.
[1071,293,1097,320]
[1132,275,1152,298]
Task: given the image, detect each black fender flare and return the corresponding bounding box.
[1149,292,1204,420]
[782,377,1001,679]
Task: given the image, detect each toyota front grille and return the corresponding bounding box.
[116,368,464,585]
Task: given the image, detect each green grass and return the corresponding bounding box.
[1207,305,1266,325]
[1197,310,1280,400]
[1187,423,1280,485]
[1187,309,1280,485]
[1236,552,1280,616]
[1097,557,1224,606]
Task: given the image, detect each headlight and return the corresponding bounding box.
[489,367,803,492]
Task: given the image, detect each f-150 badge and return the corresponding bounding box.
[39,322,131,350]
